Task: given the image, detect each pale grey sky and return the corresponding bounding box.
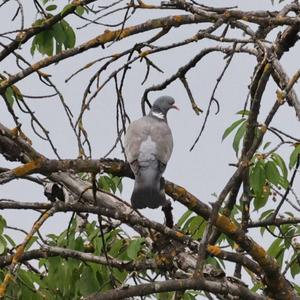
[0,0,299,292]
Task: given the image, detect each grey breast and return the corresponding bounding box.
[124,116,173,168]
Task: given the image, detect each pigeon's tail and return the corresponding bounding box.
[131,161,166,209]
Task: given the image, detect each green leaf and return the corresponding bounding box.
[112,176,122,193]
[32,18,44,28]
[268,238,283,258]
[188,216,205,237]
[0,215,6,234]
[265,161,281,186]
[291,256,300,278]
[279,177,289,189]
[98,176,111,192]
[46,4,57,11]
[276,248,285,269]
[112,268,127,284]
[289,144,300,169]
[61,20,76,49]
[109,239,123,257]
[5,87,15,106]
[177,210,193,227]
[42,31,54,56]
[183,292,197,300]
[31,19,79,56]
[250,160,269,210]
[236,109,250,116]
[222,118,245,141]
[233,121,247,156]
[0,235,7,254]
[18,269,36,290]
[77,265,99,296]
[263,141,271,150]
[61,3,75,16]
[253,188,269,211]
[51,23,65,44]
[126,239,144,259]
[250,160,266,194]
[25,236,38,251]
[192,221,206,239]
[259,210,274,235]
[259,209,274,220]
[292,283,300,295]
[76,6,85,16]
[32,30,54,56]
[271,153,288,179]
[4,234,15,247]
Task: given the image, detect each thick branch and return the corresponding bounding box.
[84,277,266,300]
[0,246,158,272]
[0,122,296,298]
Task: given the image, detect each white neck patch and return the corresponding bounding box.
[152,111,165,120]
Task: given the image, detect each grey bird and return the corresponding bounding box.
[124,96,178,209]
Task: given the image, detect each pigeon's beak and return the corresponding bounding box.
[172,104,179,110]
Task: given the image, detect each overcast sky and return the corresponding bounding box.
[0,0,299,289]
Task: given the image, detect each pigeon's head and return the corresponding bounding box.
[151,96,178,119]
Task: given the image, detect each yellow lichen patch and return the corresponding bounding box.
[276,90,286,104]
[139,50,150,58]
[38,71,51,79]
[118,28,132,40]
[175,231,184,238]
[155,254,171,266]
[10,127,19,138]
[112,53,121,59]
[255,153,265,160]
[215,214,238,234]
[13,158,43,177]
[251,244,267,261]
[0,273,13,297]
[0,79,8,88]
[176,187,187,198]
[12,245,25,264]
[188,196,198,208]
[138,1,156,9]
[0,285,6,296]
[259,123,267,133]
[11,85,22,100]
[173,15,183,23]
[223,11,231,18]
[164,183,173,194]
[16,31,26,41]
[263,184,270,194]
[10,126,32,144]
[97,30,118,44]
[233,242,239,250]
[276,15,284,22]
[207,244,221,256]
[239,159,250,167]
[263,63,271,73]
[19,131,32,145]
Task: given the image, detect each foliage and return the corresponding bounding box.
[0,0,300,299]
[0,217,146,299]
[31,19,76,56]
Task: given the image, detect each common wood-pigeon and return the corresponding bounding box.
[124,96,178,209]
